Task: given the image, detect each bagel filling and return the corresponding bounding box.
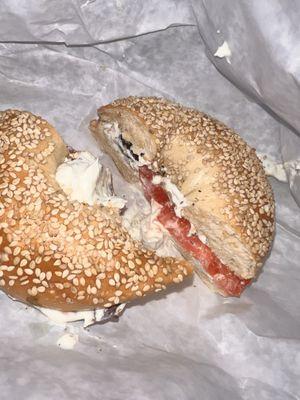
[55,151,126,209]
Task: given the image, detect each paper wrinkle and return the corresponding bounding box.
[0,3,300,399]
[0,0,195,45]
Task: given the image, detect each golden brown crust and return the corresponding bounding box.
[91,97,275,281]
[0,109,193,312]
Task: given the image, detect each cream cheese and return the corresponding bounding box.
[257,153,288,182]
[56,333,78,350]
[38,304,126,328]
[214,41,232,64]
[103,122,149,169]
[140,200,165,250]
[287,160,300,187]
[187,224,208,244]
[162,178,189,218]
[151,175,188,217]
[122,200,164,250]
[55,151,126,208]
[122,199,180,257]
[104,121,121,141]
[38,307,105,327]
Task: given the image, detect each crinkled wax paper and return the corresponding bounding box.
[190,0,300,206]
[0,1,299,399]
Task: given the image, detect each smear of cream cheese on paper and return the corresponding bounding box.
[257,153,288,182]
[56,333,78,350]
[214,41,232,64]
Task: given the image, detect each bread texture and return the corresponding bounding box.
[90,97,275,284]
[0,109,192,311]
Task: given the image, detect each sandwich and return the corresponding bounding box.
[90,96,275,296]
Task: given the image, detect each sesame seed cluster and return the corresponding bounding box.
[110,97,275,261]
[0,109,192,311]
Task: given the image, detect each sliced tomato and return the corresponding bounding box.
[139,165,251,296]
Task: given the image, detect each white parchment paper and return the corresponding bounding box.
[190,0,300,206]
[0,2,299,400]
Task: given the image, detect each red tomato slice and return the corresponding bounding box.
[139,166,251,296]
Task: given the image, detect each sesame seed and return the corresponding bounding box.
[46,271,52,280]
[62,270,69,279]
[84,268,92,277]
[72,278,79,286]
[20,259,28,267]
[128,260,135,269]
[80,277,85,286]
[55,283,64,290]
[24,268,33,275]
[13,247,21,256]
[96,279,101,289]
[4,246,12,254]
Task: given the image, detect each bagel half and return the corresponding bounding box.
[0,109,192,312]
[90,96,275,296]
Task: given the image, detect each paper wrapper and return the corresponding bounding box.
[0,2,299,399]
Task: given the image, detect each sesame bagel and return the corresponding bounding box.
[0,109,192,312]
[90,96,275,296]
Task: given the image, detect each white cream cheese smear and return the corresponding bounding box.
[56,151,126,208]
[150,174,188,218]
[257,153,288,182]
[38,304,126,328]
[38,307,105,327]
[214,41,232,64]
[57,333,78,350]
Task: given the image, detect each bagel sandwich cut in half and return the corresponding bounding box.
[0,109,193,313]
[90,96,275,297]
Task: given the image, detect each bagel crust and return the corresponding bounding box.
[90,97,275,292]
[0,110,192,312]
